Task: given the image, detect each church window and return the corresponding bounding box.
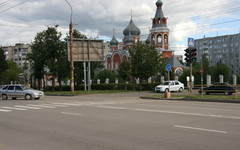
[153,18,156,25]
[162,18,166,24]
[164,35,168,44]
[115,62,119,69]
[151,34,155,45]
[158,18,161,24]
[157,34,162,44]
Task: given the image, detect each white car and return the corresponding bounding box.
[0,85,44,100]
[155,80,184,93]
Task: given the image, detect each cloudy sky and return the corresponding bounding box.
[0,0,239,55]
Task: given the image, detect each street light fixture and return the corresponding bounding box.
[65,0,74,93]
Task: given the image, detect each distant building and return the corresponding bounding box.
[3,43,31,67]
[194,33,240,75]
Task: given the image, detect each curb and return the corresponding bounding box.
[140,96,240,104]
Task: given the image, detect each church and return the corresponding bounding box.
[105,0,184,76]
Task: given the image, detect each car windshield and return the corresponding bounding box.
[163,82,170,85]
[21,85,33,90]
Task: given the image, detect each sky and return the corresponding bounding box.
[0,0,240,55]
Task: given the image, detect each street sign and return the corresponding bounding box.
[200,69,203,74]
[166,64,171,71]
[188,38,194,47]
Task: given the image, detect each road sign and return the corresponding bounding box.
[200,69,203,74]
[188,38,194,47]
[166,64,171,71]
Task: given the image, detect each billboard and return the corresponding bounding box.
[67,39,104,62]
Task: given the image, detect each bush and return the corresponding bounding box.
[44,82,161,91]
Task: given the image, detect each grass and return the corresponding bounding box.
[44,90,137,95]
[143,94,240,100]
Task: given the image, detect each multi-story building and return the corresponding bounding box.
[3,43,31,68]
[194,33,240,75]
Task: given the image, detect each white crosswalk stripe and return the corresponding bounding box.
[15,105,42,109]
[1,106,27,111]
[0,108,12,112]
[0,100,136,113]
[28,104,56,108]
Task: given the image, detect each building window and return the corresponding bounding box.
[164,35,168,44]
[157,34,162,44]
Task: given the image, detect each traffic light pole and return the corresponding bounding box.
[190,62,192,95]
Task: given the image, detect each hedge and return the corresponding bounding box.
[44,82,161,91]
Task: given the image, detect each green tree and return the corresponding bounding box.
[0,47,8,84]
[94,69,117,83]
[129,42,163,90]
[237,74,240,84]
[118,60,132,90]
[28,25,69,90]
[1,61,22,84]
[28,31,46,89]
[211,60,230,83]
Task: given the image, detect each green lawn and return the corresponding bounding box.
[143,94,240,100]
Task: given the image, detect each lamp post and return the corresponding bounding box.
[65,0,74,93]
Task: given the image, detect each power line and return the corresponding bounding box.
[0,0,30,14]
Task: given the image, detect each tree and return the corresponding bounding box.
[118,60,132,90]
[0,47,8,84]
[94,69,117,83]
[28,25,69,90]
[28,31,46,89]
[211,60,230,83]
[1,61,22,84]
[129,42,163,90]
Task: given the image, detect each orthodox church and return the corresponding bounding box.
[105,0,184,76]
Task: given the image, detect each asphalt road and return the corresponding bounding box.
[0,92,240,150]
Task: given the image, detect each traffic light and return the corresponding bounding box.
[184,48,192,62]
[191,48,197,62]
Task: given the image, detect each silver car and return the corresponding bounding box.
[0,85,44,100]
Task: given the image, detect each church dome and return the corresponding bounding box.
[110,35,118,46]
[156,0,163,7]
[125,36,134,44]
[123,19,141,36]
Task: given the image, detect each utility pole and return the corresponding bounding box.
[65,0,74,93]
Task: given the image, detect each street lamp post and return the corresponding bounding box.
[65,0,74,93]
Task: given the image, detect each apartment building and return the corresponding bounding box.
[194,33,240,75]
[3,43,31,68]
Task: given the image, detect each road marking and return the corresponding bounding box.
[174,125,227,134]
[97,106,240,120]
[44,104,68,107]
[61,112,82,116]
[0,108,12,112]
[1,107,27,110]
[28,104,56,108]
[53,103,81,106]
[15,105,42,109]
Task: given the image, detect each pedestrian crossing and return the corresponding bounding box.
[0,100,135,113]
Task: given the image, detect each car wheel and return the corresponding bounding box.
[224,92,229,95]
[25,94,32,100]
[165,88,169,92]
[179,87,183,92]
[2,94,8,100]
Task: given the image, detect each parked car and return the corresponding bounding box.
[0,85,44,100]
[155,80,184,93]
[198,82,235,95]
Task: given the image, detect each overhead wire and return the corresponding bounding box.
[0,0,30,14]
